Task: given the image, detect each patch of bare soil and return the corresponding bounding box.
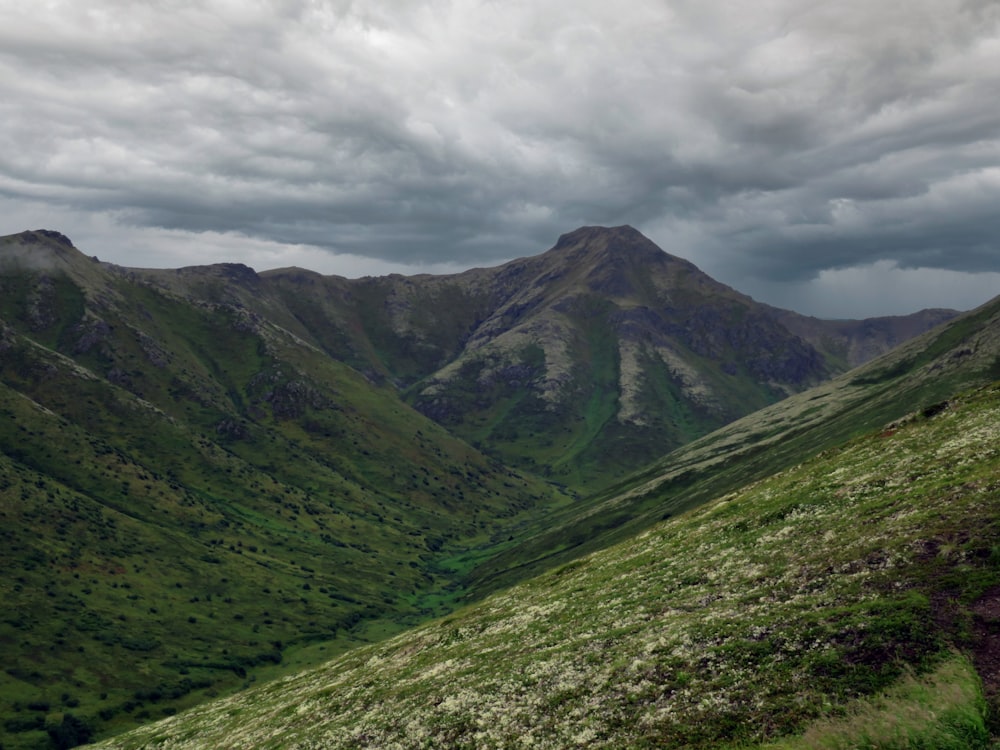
[970,586,1000,735]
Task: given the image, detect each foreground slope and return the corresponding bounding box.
[92,380,1000,749]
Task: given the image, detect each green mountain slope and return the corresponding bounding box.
[0,228,972,748]
[145,225,952,490]
[466,293,1000,596]
[90,379,1000,749]
[0,231,567,749]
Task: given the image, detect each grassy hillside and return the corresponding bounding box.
[0,235,567,749]
[465,294,1000,596]
[90,380,1000,748]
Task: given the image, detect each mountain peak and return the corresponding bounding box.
[0,229,96,274]
[28,228,75,247]
[531,225,699,301]
[2,228,78,253]
[548,225,687,270]
[552,224,643,247]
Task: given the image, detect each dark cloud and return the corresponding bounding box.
[1,0,999,316]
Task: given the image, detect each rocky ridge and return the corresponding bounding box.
[0,226,959,487]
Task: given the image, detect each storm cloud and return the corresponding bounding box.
[1,0,999,316]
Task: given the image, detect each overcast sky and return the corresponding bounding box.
[2,0,999,318]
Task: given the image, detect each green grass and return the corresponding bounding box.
[764,653,989,750]
[88,381,1000,749]
[0,266,567,748]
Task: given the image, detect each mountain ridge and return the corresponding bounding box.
[1,226,961,489]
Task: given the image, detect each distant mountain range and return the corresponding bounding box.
[10,226,952,487]
[249,225,960,485]
[0,226,982,749]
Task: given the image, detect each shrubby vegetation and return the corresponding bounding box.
[0,237,565,748]
[91,383,1000,748]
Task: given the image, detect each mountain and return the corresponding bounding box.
[0,227,971,748]
[401,225,836,487]
[88,378,1000,749]
[0,230,567,749]
[767,305,961,369]
[212,225,957,488]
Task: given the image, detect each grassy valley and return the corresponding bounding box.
[0,232,566,748]
[90,379,1000,748]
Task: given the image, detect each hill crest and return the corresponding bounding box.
[0,226,961,487]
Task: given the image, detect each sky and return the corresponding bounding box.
[2,0,1000,318]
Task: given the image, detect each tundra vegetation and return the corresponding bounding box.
[91,382,1000,748]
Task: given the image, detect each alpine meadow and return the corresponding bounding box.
[1,227,998,749]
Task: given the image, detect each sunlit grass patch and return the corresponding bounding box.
[764,652,989,750]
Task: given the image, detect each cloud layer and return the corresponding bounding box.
[2,0,999,315]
